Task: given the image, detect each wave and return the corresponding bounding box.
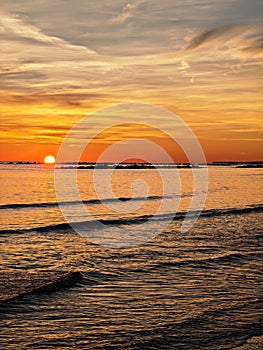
[149,251,263,271]
[0,271,83,303]
[121,299,263,350]
[0,195,165,210]
[0,204,262,235]
[0,270,123,304]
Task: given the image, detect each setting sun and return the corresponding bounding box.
[44,155,56,164]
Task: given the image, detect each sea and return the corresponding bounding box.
[0,164,262,350]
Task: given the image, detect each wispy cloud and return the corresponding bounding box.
[185,26,236,51]
[183,23,263,61]
[0,11,95,52]
[239,37,263,56]
[183,24,259,52]
[112,1,141,24]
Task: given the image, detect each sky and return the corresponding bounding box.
[0,0,262,162]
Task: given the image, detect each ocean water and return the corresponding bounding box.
[0,164,262,349]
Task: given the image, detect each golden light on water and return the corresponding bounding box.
[44,155,56,164]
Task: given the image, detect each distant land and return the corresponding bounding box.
[0,161,262,168]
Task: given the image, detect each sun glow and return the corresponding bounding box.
[44,155,56,164]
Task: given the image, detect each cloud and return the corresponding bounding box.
[1,1,263,56]
[183,23,263,63]
[0,12,74,48]
[0,11,97,57]
[0,11,119,97]
[184,26,244,51]
[239,37,263,56]
[112,1,140,24]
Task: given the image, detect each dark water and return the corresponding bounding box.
[0,165,263,349]
[0,210,262,349]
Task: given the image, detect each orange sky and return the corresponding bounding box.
[0,1,262,162]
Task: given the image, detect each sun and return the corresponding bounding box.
[44,155,56,164]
